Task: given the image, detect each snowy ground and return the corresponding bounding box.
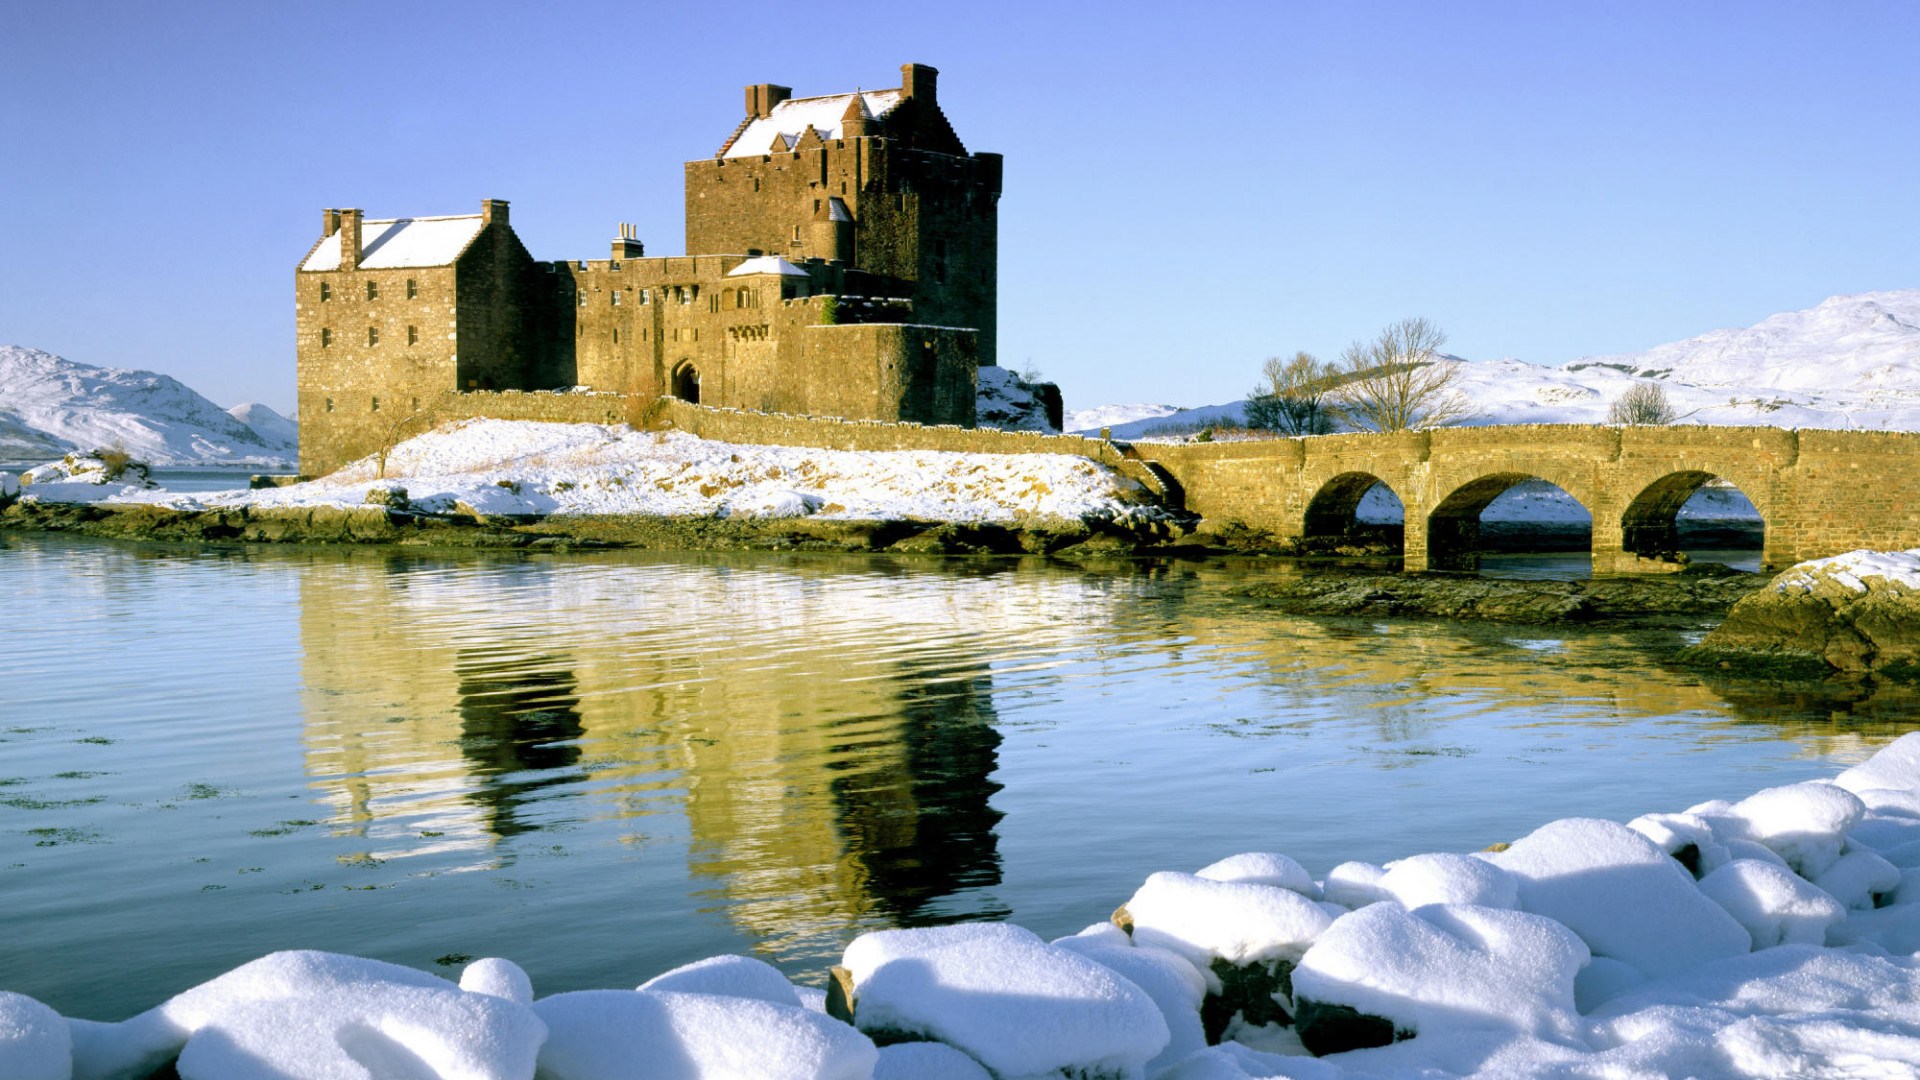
[14,718,1920,1078]
[6,419,1166,526]
[0,346,295,467]
[1073,289,1920,440]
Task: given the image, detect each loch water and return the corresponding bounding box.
[2,532,1912,1020]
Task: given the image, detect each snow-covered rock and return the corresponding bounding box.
[0,346,295,466]
[842,923,1168,1080]
[638,955,801,1007]
[1053,923,1209,1073]
[975,366,1059,433]
[871,1041,991,1080]
[532,989,873,1080]
[1124,872,1335,970]
[459,959,533,1006]
[1375,853,1520,911]
[1486,818,1752,980]
[1695,859,1847,949]
[0,993,70,1080]
[1194,852,1321,899]
[1292,902,1589,1045]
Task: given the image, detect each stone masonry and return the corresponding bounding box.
[295,64,1002,477]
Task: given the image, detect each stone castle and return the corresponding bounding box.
[295,63,1007,476]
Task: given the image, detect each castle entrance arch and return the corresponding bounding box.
[1622,471,1766,571]
[1428,473,1593,574]
[1303,472,1404,555]
[672,362,700,404]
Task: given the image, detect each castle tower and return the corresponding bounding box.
[684,63,1002,366]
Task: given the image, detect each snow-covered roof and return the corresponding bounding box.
[727,256,810,278]
[300,215,486,272]
[722,90,904,159]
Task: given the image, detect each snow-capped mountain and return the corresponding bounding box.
[1074,289,1920,439]
[228,402,299,446]
[0,346,296,466]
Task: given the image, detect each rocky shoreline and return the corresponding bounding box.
[1230,568,1767,625]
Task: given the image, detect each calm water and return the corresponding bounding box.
[2,533,1912,1020]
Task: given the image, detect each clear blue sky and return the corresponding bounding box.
[3,1,1915,416]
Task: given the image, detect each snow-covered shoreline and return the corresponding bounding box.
[4,419,1170,528]
[13,735,1920,1079]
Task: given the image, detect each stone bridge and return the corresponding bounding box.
[1133,424,1920,573]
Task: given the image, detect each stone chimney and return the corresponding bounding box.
[745,82,792,118]
[901,63,937,104]
[339,208,362,270]
[481,199,509,227]
[612,222,644,259]
[321,208,341,237]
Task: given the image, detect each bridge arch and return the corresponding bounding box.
[1621,471,1766,569]
[1303,472,1405,552]
[1427,472,1594,572]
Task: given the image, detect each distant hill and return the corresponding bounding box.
[1073,289,1920,439]
[227,402,299,446]
[0,346,296,466]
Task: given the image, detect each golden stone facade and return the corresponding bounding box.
[295,64,998,477]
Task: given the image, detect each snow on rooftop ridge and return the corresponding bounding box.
[722,90,904,159]
[727,256,810,277]
[300,215,486,272]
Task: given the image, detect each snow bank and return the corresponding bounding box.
[975,366,1059,433]
[1773,547,1920,596]
[51,419,1170,527]
[31,737,1920,1078]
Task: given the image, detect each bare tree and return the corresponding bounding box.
[374,390,457,479]
[1244,351,1336,435]
[1608,381,1679,425]
[1327,317,1472,433]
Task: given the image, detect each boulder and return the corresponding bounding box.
[0,992,70,1080]
[1683,549,1920,672]
[533,989,873,1080]
[638,955,801,1007]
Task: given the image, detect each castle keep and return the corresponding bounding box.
[295,63,1001,477]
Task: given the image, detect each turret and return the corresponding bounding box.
[808,198,854,263]
[840,93,873,139]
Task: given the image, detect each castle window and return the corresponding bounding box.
[579,291,588,307]
[367,327,379,346]
[371,396,380,412]
[613,328,620,343]
[321,328,332,347]
[752,178,760,192]
[325,398,333,412]
[792,225,802,242]
[320,282,331,302]
[610,261,621,271]
[732,288,744,309]
[406,279,417,299]
[612,290,622,306]
[407,325,418,345]
[366,281,378,301]
[710,294,719,313]
[412,397,420,411]
[637,289,648,304]
[813,199,821,213]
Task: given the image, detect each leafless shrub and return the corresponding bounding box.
[1608,381,1679,425]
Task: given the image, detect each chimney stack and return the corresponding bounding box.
[339,208,362,270]
[612,222,645,259]
[481,199,509,227]
[745,82,792,118]
[322,208,341,237]
[901,63,937,104]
